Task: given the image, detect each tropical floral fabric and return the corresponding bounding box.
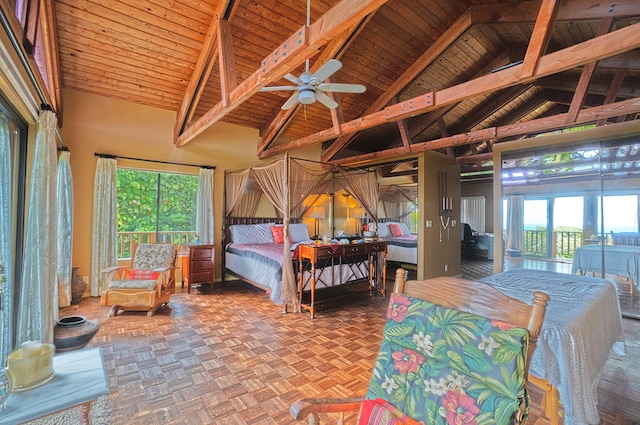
[364,293,530,425]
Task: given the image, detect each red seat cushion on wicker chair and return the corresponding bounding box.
[359,398,422,425]
[129,269,160,280]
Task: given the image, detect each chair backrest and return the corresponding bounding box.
[462,222,474,242]
[361,269,549,425]
[132,243,177,270]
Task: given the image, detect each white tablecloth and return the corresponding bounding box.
[479,269,625,425]
[572,244,640,287]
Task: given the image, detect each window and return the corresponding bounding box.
[116,169,198,258]
[0,97,28,365]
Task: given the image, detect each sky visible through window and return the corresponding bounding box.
[507,195,638,233]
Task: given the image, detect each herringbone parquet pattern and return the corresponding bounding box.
[60,262,640,424]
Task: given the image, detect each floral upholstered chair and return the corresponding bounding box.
[290,269,549,425]
[100,243,177,317]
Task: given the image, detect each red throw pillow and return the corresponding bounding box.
[359,398,420,425]
[129,269,160,280]
[270,225,287,244]
[389,223,403,237]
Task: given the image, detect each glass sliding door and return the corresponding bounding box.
[493,121,640,318]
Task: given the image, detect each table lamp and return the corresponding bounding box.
[309,207,326,239]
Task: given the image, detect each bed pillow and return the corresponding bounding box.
[389,223,403,237]
[230,223,276,244]
[377,222,391,237]
[270,225,290,244]
[398,222,411,236]
[289,223,310,243]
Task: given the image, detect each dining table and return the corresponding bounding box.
[479,269,625,425]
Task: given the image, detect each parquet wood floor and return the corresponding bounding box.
[60,263,640,424]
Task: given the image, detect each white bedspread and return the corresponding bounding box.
[479,269,625,425]
[572,244,640,288]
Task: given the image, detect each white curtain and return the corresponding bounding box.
[506,195,524,254]
[16,110,58,345]
[461,196,485,233]
[0,114,14,363]
[90,157,118,296]
[196,168,215,244]
[57,150,74,307]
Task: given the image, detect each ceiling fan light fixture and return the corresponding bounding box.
[298,89,316,104]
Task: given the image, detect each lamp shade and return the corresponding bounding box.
[309,207,326,219]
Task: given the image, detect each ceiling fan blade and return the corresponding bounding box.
[312,59,342,83]
[315,91,339,109]
[317,83,366,93]
[259,85,298,92]
[284,73,302,85]
[281,92,300,110]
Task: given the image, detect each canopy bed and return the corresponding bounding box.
[222,155,380,317]
[371,185,418,265]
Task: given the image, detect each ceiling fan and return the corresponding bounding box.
[258,0,366,110]
[260,59,366,110]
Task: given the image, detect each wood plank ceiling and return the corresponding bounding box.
[51,0,640,179]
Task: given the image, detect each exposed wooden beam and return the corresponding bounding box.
[385,51,513,155]
[176,0,390,147]
[565,18,614,123]
[521,0,559,77]
[596,68,627,126]
[261,21,640,159]
[535,75,640,98]
[173,0,235,139]
[329,97,640,166]
[217,18,237,107]
[320,5,475,162]
[472,0,640,22]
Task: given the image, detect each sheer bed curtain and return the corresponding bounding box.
[0,114,13,363]
[17,110,58,346]
[196,168,215,244]
[90,157,118,296]
[57,150,74,307]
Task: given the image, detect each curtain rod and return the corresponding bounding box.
[94,153,215,169]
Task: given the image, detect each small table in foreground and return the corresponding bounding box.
[297,240,387,318]
[0,347,108,425]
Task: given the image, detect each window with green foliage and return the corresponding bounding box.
[116,169,198,257]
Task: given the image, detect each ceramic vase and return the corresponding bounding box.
[71,267,86,305]
[53,315,100,352]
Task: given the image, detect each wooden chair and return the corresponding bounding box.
[290,268,549,424]
[610,231,640,246]
[100,243,177,317]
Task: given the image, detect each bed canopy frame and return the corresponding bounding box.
[223,153,379,311]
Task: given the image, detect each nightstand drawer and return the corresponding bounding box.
[192,248,213,260]
[190,271,213,283]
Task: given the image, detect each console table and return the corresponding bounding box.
[297,241,387,318]
[0,347,108,424]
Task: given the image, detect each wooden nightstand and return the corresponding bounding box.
[182,244,215,294]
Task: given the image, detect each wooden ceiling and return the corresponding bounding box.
[46,0,640,177]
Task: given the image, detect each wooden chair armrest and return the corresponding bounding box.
[101,265,128,273]
[290,397,363,422]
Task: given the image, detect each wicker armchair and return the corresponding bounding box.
[100,243,177,317]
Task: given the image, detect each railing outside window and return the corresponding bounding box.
[118,231,197,260]
[523,230,585,258]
